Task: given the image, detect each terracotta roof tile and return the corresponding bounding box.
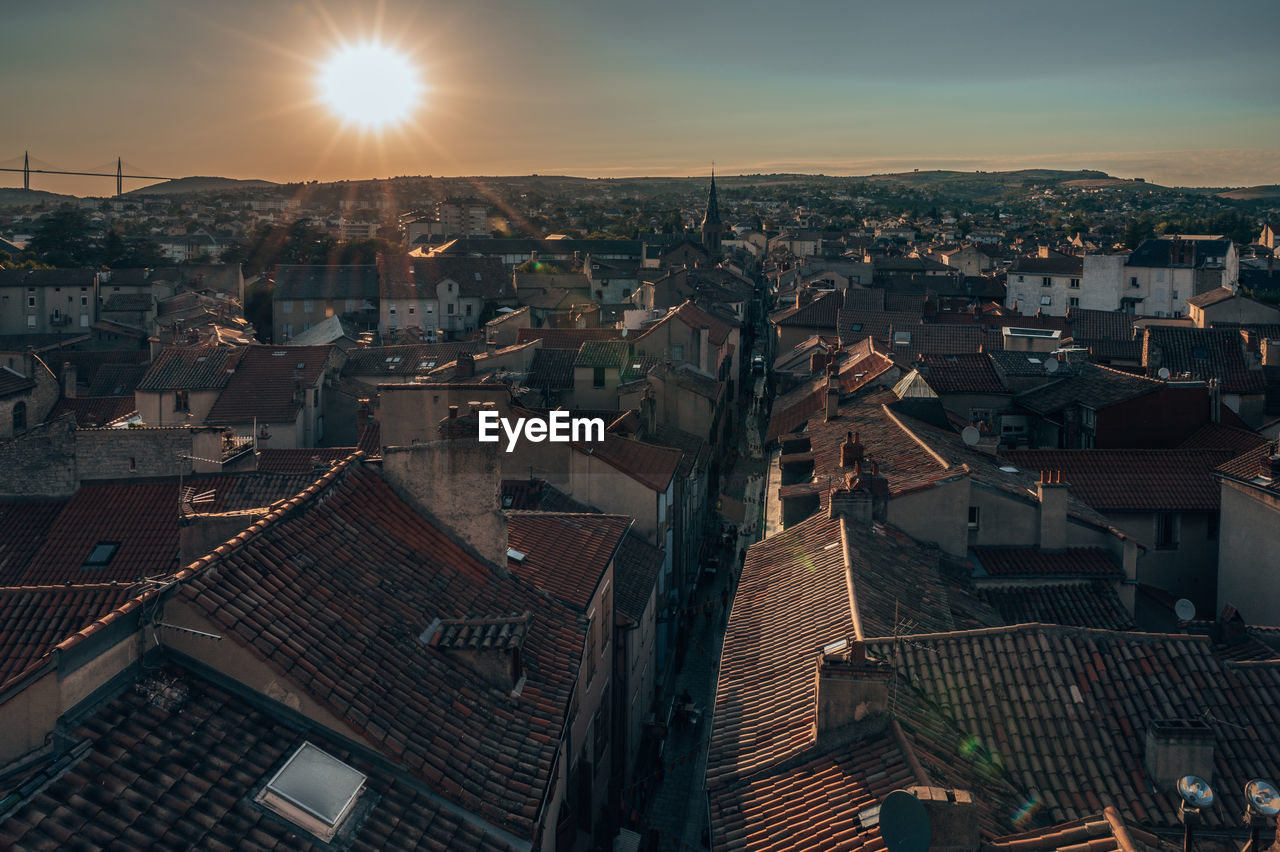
[1143,327,1265,393]
[613,533,664,624]
[1015,364,1162,415]
[179,462,585,840]
[0,366,35,397]
[0,667,517,850]
[135,346,243,392]
[1177,423,1268,454]
[0,583,137,688]
[255,448,356,474]
[515,327,620,348]
[973,548,1122,578]
[0,501,64,582]
[576,433,682,493]
[875,625,1280,834]
[1001,449,1233,512]
[6,472,315,586]
[344,343,481,376]
[45,396,136,427]
[505,512,631,610]
[978,582,1137,631]
[205,345,333,425]
[767,342,895,442]
[526,348,577,390]
[921,354,1007,394]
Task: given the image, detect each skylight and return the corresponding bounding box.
[507,547,527,562]
[258,743,366,842]
[892,331,912,346]
[82,542,119,569]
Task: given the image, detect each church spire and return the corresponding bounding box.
[701,167,724,257]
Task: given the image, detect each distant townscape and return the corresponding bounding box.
[2,169,1280,851]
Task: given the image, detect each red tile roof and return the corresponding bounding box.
[1001,449,1234,512]
[8,472,316,586]
[920,353,1007,394]
[709,514,1000,788]
[771,290,844,329]
[0,583,137,689]
[505,512,631,610]
[255,447,356,474]
[978,582,1137,632]
[205,345,333,425]
[0,366,35,397]
[613,533,664,624]
[45,395,136,427]
[987,807,1177,852]
[136,346,243,392]
[515,327,620,348]
[577,432,683,493]
[0,500,64,582]
[1014,363,1163,415]
[1177,422,1268,455]
[973,547,1122,578]
[876,625,1280,833]
[179,461,586,841]
[0,666,518,850]
[638,300,736,347]
[767,341,895,442]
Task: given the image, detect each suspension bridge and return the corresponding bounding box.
[0,151,176,196]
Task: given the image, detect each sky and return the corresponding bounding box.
[2,0,1278,195]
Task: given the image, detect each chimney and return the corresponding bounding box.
[356,398,371,434]
[810,351,827,374]
[380,409,509,574]
[1037,470,1068,551]
[700,324,711,374]
[456,352,475,378]
[814,641,891,746]
[908,787,982,852]
[825,374,840,421]
[829,470,873,526]
[1144,718,1214,788]
[62,361,77,398]
[1038,245,1050,259]
[840,431,864,469]
[421,613,530,695]
[1262,339,1280,367]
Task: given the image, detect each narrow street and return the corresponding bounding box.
[632,370,770,850]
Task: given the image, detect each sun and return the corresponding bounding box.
[317,42,424,128]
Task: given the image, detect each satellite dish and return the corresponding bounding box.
[1045,358,1060,374]
[1178,775,1214,808]
[1158,367,1171,379]
[879,790,932,852]
[1246,779,1280,816]
[961,426,981,446]
[1174,599,1197,623]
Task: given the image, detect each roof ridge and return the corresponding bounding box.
[0,583,137,593]
[46,451,366,659]
[878,404,952,470]
[865,622,1217,644]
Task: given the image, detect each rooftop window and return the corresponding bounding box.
[892,331,911,346]
[257,742,367,843]
[83,542,120,569]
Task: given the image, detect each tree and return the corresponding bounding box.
[1124,217,1155,250]
[27,207,101,267]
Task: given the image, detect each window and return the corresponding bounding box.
[1040,295,1052,306]
[465,303,472,316]
[281,300,293,313]
[27,294,36,308]
[968,506,980,530]
[1017,275,1024,283]
[593,704,609,769]
[345,299,356,312]
[81,294,89,306]
[408,306,415,315]
[282,323,293,337]
[257,742,367,843]
[1069,278,1080,289]
[593,366,606,388]
[1042,277,1052,287]
[82,541,119,569]
[80,314,89,326]
[1129,277,1139,288]
[447,303,454,314]
[970,408,994,434]
[174,389,190,412]
[1155,513,1178,549]
[585,612,598,684]
[388,304,397,315]
[671,344,684,361]
[1069,297,1080,308]
[12,401,26,433]
[303,299,314,313]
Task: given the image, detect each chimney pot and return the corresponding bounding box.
[448,405,459,419]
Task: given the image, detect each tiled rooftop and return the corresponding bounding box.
[876,624,1280,833]
[0,366,35,397]
[985,807,1177,852]
[255,447,356,474]
[343,343,480,376]
[205,345,332,425]
[0,667,517,850]
[613,533,665,625]
[973,547,1122,578]
[179,462,585,840]
[574,339,633,369]
[515,327,620,348]
[45,395,136,427]
[577,433,683,493]
[0,583,137,688]
[920,353,1007,395]
[273,264,380,301]
[1143,327,1266,393]
[505,512,632,610]
[1001,449,1234,512]
[1015,363,1162,415]
[977,582,1137,632]
[135,346,243,392]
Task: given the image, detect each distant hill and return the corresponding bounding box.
[0,187,78,207]
[1216,185,1280,200]
[126,176,277,196]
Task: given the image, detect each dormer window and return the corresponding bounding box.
[256,743,367,843]
[83,542,119,569]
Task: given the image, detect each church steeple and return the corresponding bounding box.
[701,168,724,258]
